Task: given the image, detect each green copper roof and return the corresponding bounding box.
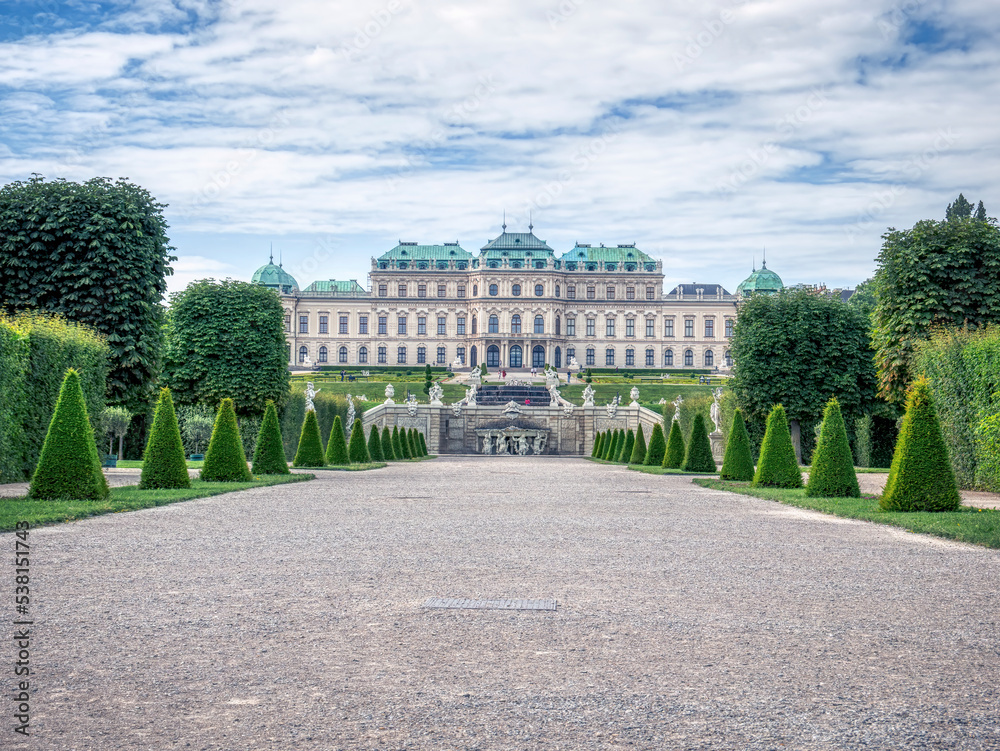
[480,231,555,258]
[736,261,784,296]
[251,260,299,292]
[376,243,473,262]
[302,279,366,294]
[559,244,654,263]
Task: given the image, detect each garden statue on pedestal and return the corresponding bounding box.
[583,385,595,406]
[671,394,683,422]
[384,383,395,405]
[406,393,419,416]
[346,394,356,428]
[629,386,640,406]
[429,382,444,406]
[305,382,320,412]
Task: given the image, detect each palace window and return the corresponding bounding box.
[512,284,521,296]
[398,284,407,297]
[626,287,635,300]
[418,284,426,298]
[664,349,674,366]
[555,316,561,335]
[458,285,466,298]
[489,284,498,296]
[473,284,478,296]
[359,316,368,335]
[625,348,634,366]
[725,319,734,337]
[398,315,407,335]
[456,347,465,364]
[378,346,387,364]
[534,315,544,334]
[535,284,544,297]
[457,316,466,335]
[567,317,576,336]
[705,350,714,367]
[378,284,387,297]
[299,315,308,334]
[398,346,407,364]
[555,285,561,298]
[417,346,426,364]
[319,346,328,363]
[646,286,655,300]
[339,315,348,334]
[626,319,634,337]
[378,316,388,335]
[646,319,655,337]
[645,348,654,366]
[606,319,615,337]
[319,315,329,334]
[586,318,595,337]
[725,350,732,367]
[487,345,500,367]
[438,284,446,298]
[511,315,521,334]
[567,285,576,299]
[665,319,674,337]
[359,346,368,364]
[606,286,615,300]
[298,345,308,363]
[438,316,446,335]
[472,316,477,335]
[606,348,615,366]
[685,320,694,337]
[586,347,596,366]
[684,349,694,366]
[587,286,595,300]
[437,346,447,364]
[509,344,523,368]
[705,319,714,337]
[489,315,499,333]
[417,317,426,335]
[284,314,291,332]
[567,346,576,363]
[339,346,348,364]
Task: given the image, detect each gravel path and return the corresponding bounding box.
[8,457,1000,749]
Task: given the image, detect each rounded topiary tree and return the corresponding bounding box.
[619,429,635,463]
[252,400,290,475]
[382,426,395,460]
[348,418,370,463]
[806,397,859,498]
[140,387,191,489]
[367,424,385,462]
[753,404,803,488]
[326,415,349,465]
[201,398,252,482]
[663,420,686,469]
[720,409,754,481]
[418,431,428,456]
[682,413,716,472]
[293,409,326,467]
[629,425,647,464]
[644,423,666,465]
[28,368,110,500]
[880,378,961,512]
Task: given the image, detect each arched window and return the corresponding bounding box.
[534,315,544,334]
[473,284,479,296]
[664,349,674,366]
[509,344,523,368]
[586,348,595,365]
[555,316,561,335]
[470,345,478,367]
[489,315,499,333]
[725,350,732,367]
[486,345,500,367]
[359,346,368,364]
[532,345,545,368]
[555,346,562,368]
[534,284,544,296]
[645,348,654,366]
[684,349,694,366]
[704,350,714,367]
[512,284,521,296]
[318,346,328,363]
[472,315,478,335]
[625,348,634,366]
[605,348,615,366]
[489,284,498,296]
[298,346,308,363]
[511,314,521,334]
[339,346,349,364]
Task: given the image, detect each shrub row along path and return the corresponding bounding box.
[14,457,1000,749]
[0,468,199,497]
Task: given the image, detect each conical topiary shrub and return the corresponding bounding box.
[418,432,428,456]
[293,409,326,468]
[592,432,603,458]
[348,418,370,463]
[682,413,716,472]
[644,423,666,465]
[413,430,424,457]
[806,397,859,498]
[382,426,396,460]
[326,415,349,465]
[391,426,403,460]
[367,424,385,462]
[753,404,803,488]
[720,409,754,481]
[602,430,615,460]
[140,387,191,489]
[663,420,686,469]
[613,429,624,460]
[201,398,252,481]
[405,428,416,459]
[402,428,414,459]
[630,425,647,464]
[619,429,635,463]
[252,400,290,475]
[880,378,961,512]
[28,368,110,500]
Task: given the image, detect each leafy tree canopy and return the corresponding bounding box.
[0,176,174,411]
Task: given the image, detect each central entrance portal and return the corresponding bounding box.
[532,345,545,368]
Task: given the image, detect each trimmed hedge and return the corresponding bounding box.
[663,420,686,469]
[619,429,635,463]
[682,413,716,472]
[201,399,252,482]
[630,425,647,464]
[279,387,373,461]
[326,415,349,465]
[252,400,290,474]
[348,418,370,463]
[367,424,385,462]
[140,387,191,489]
[382,426,396,460]
[753,404,802,488]
[880,378,961,512]
[720,409,754,481]
[28,368,110,500]
[806,397,859,498]
[644,423,666,465]
[293,409,326,467]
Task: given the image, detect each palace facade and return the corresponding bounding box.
[252,227,784,371]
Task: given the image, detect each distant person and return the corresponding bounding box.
[340,369,345,381]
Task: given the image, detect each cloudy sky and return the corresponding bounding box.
[1,0,996,295]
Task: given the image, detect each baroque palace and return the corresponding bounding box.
[252,225,783,371]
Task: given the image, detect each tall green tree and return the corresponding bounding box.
[732,289,878,459]
[873,213,1000,405]
[945,193,973,221]
[0,176,173,411]
[164,279,290,416]
[974,201,988,222]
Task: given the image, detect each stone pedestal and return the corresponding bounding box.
[709,431,725,463]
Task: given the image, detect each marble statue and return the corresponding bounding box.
[452,402,463,417]
[482,434,493,455]
[304,382,320,412]
[671,394,683,422]
[533,434,547,454]
[544,366,559,388]
[406,393,418,416]
[451,357,463,371]
[568,356,581,371]
[503,400,521,417]
[429,382,444,406]
[346,394,355,427]
[606,396,618,419]
[710,387,724,433]
[465,384,478,406]
[467,368,481,386]
[629,386,640,406]
[497,435,509,454]
[583,384,595,406]
[384,383,395,405]
[517,435,529,455]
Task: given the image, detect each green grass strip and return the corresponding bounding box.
[290,462,388,471]
[694,478,1000,549]
[0,474,313,532]
[587,457,716,475]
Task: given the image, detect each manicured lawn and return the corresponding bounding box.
[855,467,891,473]
[0,474,313,532]
[116,459,204,469]
[694,478,1000,549]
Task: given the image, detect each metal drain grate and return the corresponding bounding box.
[423,598,557,611]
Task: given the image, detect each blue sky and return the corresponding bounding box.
[1,0,997,295]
